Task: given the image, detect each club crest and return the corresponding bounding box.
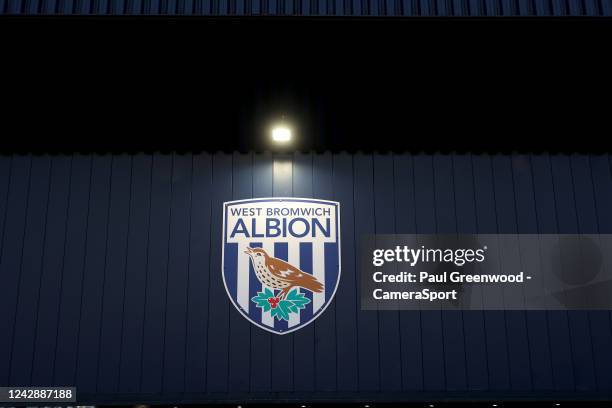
[222,198,341,335]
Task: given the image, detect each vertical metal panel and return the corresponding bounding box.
[393,154,425,391]
[353,153,380,391]
[184,152,212,392]
[76,154,113,393]
[472,154,511,390]
[53,155,92,387]
[2,153,612,403]
[549,155,597,392]
[227,152,253,393]
[140,153,173,392]
[491,156,532,391]
[413,154,445,391]
[373,154,403,392]
[452,154,489,391]
[333,152,359,392]
[587,155,612,391]
[97,154,132,393]
[511,155,555,391]
[570,155,612,391]
[117,153,152,393]
[162,153,193,392]
[9,156,51,386]
[530,154,575,391]
[433,154,468,392]
[0,155,31,386]
[205,153,232,392]
[31,156,72,387]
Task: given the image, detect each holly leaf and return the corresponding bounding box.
[271,300,292,321]
[285,289,311,310]
[254,289,313,321]
[251,288,275,312]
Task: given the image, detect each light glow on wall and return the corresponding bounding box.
[272,125,292,142]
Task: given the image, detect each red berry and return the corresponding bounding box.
[268,297,280,309]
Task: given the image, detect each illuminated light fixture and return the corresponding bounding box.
[272,125,292,143]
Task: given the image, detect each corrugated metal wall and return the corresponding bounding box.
[1,153,612,404]
[1,0,610,15]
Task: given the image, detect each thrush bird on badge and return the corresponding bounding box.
[244,246,324,299]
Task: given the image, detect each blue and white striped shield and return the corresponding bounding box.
[222,197,341,335]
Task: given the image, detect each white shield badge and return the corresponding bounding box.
[222,198,341,335]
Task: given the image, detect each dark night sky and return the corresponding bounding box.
[1,17,611,153]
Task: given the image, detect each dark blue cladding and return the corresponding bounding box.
[1,153,612,403]
[224,242,238,298]
[0,0,609,15]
